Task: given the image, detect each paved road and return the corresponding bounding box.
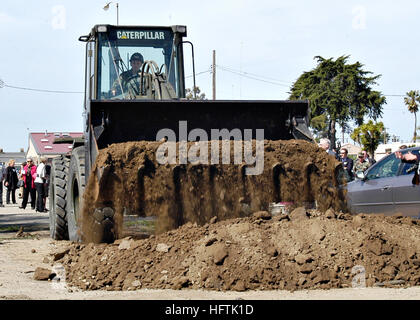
[0,186,49,235]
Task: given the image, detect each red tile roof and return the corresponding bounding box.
[30,132,83,155]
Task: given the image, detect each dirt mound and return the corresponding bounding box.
[60,210,420,291]
[80,140,346,242]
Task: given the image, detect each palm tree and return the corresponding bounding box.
[404,90,420,142]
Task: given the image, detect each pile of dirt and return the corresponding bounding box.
[59,209,420,291]
[80,140,346,242]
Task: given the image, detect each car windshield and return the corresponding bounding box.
[365,153,400,180]
[97,29,178,100]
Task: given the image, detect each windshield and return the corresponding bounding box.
[97,28,178,100]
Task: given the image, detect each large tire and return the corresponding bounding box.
[67,146,86,242]
[49,155,70,240]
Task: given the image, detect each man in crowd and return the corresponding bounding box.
[319,138,338,159]
[353,152,371,177]
[396,149,420,185]
[362,150,376,165]
[0,165,5,207]
[339,148,354,180]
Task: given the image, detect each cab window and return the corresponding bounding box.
[97,29,177,100]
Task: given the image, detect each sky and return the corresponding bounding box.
[0,0,419,151]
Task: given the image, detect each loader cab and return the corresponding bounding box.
[79,25,188,103]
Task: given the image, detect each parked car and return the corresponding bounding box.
[347,146,420,218]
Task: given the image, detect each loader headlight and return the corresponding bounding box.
[172,25,187,36]
[176,26,186,34]
[97,25,108,33]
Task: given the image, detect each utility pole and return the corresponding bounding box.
[116,2,119,25]
[212,50,216,100]
[240,41,243,99]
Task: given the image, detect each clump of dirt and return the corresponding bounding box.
[80,139,346,242]
[59,210,420,291]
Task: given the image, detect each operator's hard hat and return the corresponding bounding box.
[130,52,144,63]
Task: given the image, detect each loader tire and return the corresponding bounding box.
[67,146,86,242]
[49,155,70,240]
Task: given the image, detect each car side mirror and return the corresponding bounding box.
[356,172,365,180]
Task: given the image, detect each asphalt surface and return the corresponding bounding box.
[0,186,49,235]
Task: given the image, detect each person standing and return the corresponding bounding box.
[362,150,376,166]
[18,162,26,199]
[4,159,19,204]
[19,158,37,210]
[339,148,354,180]
[0,165,5,207]
[43,162,51,212]
[319,138,338,158]
[34,157,47,212]
[353,152,371,177]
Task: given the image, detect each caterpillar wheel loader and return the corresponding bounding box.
[48,24,316,243]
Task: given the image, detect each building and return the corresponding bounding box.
[340,143,362,159]
[26,131,83,163]
[0,150,26,170]
[375,142,420,161]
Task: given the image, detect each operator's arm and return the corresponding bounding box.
[110,72,128,97]
[110,77,121,96]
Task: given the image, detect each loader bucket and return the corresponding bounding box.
[81,99,337,243]
[89,99,313,152]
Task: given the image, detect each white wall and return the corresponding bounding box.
[375,142,420,161]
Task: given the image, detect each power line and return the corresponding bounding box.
[209,68,411,96]
[217,64,292,85]
[4,84,83,94]
[216,65,291,88]
[0,76,410,97]
[0,78,83,94]
[185,69,211,79]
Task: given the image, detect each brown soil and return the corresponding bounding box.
[59,139,420,293]
[80,140,346,242]
[60,210,420,291]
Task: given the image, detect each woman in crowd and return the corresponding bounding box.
[19,158,37,210]
[4,159,19,204]
[34,157,47,212]
[18,161,26,199]
[43,162,51,212]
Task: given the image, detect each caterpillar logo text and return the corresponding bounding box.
[117,31,165,40]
